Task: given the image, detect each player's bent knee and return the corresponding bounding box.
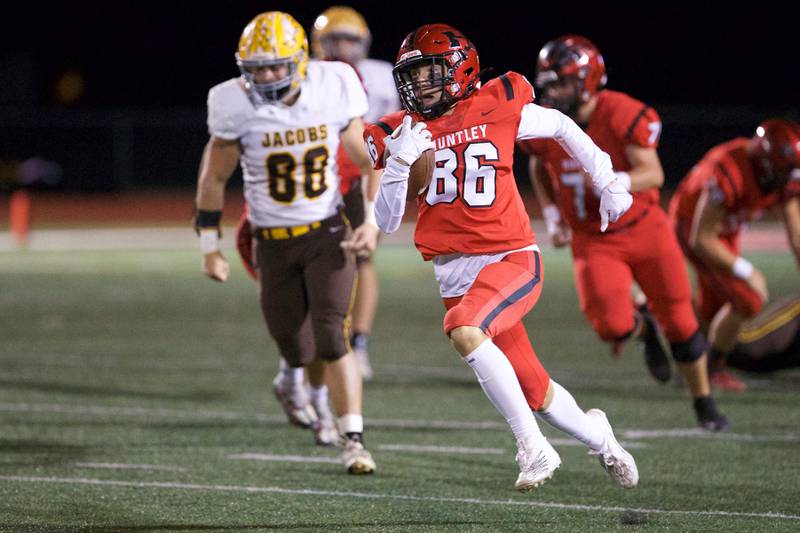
[316,345,348,362]
[449,326,487,356]
[736,297,764,319]
[443,305,474,336]
[670,329,706,363]
[314,328,349,362]
[272,338,308,367]
[595,320,634,343]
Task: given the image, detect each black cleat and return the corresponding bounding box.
[638,305,672,383]
[693,396,730,432]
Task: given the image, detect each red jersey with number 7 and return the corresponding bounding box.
[365,71,536,260]
[519,90,661,235]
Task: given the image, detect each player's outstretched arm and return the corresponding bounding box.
[195,136,241,282]
[517,104,631,231]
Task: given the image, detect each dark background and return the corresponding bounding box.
[1,1,798,192]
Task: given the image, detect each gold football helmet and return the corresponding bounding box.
[311,6,370,63]
[235,11,309,103]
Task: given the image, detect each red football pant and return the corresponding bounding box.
[442,250,550,410]
[675,222,763,323]
[571,208,698,343]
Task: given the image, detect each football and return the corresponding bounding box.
[407,148,435,201]
[382,119,436,201]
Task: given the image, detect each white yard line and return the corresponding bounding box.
[75,462,187,472]
[378,444,505,455]
[227,453,339,464]
[0,475,797,522]
[0,401,796,444]
[378,441,646,454]
[548,438,647,449]
[622,428,800,442]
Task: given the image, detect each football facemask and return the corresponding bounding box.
[394,57,454,119]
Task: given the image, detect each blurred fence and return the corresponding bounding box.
[1,103,797,193]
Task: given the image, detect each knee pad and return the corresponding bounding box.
[670,329,707,363]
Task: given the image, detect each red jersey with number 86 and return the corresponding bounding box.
[365,72,536,260]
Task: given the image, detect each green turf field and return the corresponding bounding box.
[1,243,798,531]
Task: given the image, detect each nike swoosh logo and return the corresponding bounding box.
[329,225,344,233]
[481,108,496,116]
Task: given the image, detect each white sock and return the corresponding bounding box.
[310,385,328,406]
[536,381,605,451]
[465,340,544,442]
[337,413,363,435]
[282,365,304,384]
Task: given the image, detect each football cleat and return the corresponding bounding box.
[342,438,376,474]
[272,372,317,429]
[587,409,639,489]
[311,399,341,447]
[637,304,672,383]
[709,367,747,393]
[693,396,730,432]
[514,436,561,492]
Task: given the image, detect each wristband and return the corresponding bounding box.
[199,228,220,254]
[195,210,222,228]
[614,171,632,192]
[731,256,754,280]
[363,198,377,227]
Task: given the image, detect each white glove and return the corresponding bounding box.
[599,179,633,232]
[384,115,434,166]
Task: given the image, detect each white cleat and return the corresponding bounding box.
[272,373,317,429]
[587,408,639,489]
[514,436,561,492]
[354,347,374,381]
[311,399,341,447]
[341,438,376,475]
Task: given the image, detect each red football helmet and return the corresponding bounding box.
[392,24,480,119]
[750,119,800,192]
[535,35,606,117]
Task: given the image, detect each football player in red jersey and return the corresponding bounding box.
[669,120,800,391]
[367,24,638,491]
[521,35,729,431]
